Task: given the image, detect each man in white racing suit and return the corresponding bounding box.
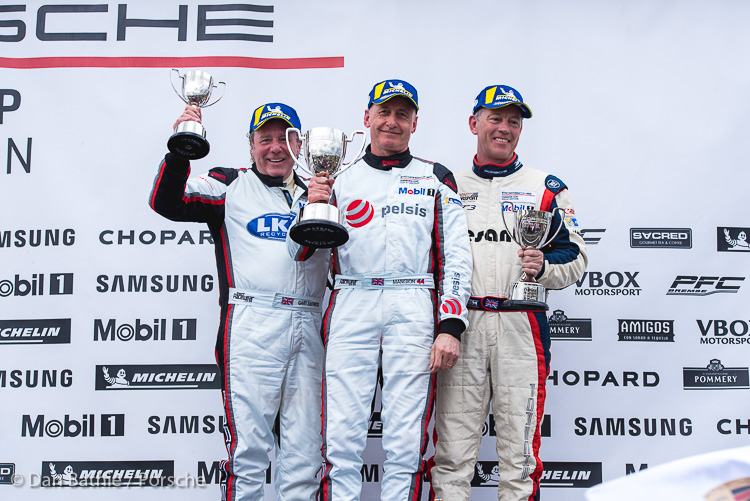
[430,85,588,501]
[290,79,473,500]
[150,102,328,500]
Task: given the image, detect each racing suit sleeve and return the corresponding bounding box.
[149,152,234,224]
[433,165,473,339]
[537,185,588,290]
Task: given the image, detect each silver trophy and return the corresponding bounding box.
[501,202,565,310]
[285,126,366,248]
[168,69,226,159]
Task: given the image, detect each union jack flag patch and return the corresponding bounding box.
[484,298,499,309]
[372,278,384,286]
[281,297,294,306]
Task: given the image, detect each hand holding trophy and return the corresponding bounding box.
[501,203,565,310]
[168,69,226,159]
[285,127,366,248]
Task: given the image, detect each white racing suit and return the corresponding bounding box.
[150,153,329,501]
[431,155,587,501]
[289,146,472,500]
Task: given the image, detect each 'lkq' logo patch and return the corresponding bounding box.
[246,213,294,241]
[95,364,220,390]
[683,359,750,390]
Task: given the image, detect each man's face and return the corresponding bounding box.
[364,96,418,157]
[250,119,300,178]
[470,105,523,165]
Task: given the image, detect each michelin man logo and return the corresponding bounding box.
[497,87,518,102]
[389,81,405,90]
[476,463,500,485]
[102,367,130,387]
[50,464,75,485]
[724,228,749,249]
[267,105,281,113]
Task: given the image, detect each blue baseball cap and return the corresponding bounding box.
[249,102,301,132]
[472,85,532,119]
[367,80,419,110]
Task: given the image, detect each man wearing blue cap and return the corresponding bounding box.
[293,80,472,500]
[430,85,587,501]
[150,102,329,500]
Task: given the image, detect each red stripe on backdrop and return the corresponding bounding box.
[0,55,344,69]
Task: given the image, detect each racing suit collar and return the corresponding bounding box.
[251,164,285,187]
[363,144,413,171]
[472,153,523,179]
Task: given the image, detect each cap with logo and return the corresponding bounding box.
[249,102,301,133]
[472,85,532,119]
[368,80,419,110]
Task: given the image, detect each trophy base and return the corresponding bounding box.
[168,131,210,160]
[505,281,549,311]
[290,204,349,248]
[290,219,349,248]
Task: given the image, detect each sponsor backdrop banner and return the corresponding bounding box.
[1,1,747,499]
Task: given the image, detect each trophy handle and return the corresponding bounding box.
[539,207,567,248]
[286,127,312,176]
[333,130,366,178]
[500,201,523,247]
[202,81,226,108]
[170,69,188,104]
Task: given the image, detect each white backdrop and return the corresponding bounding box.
[1,1,749,499]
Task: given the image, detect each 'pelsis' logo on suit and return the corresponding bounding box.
[95,364,220,390]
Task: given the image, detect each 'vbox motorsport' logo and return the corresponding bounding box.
[697,319,750,345]
[471,461,601,488]
[667,276,744,296]
[718,227,750,252]
[22,414,124,437]
[95,364,220,390]
[574,271,641,296]
[618,319,675,342]
[94,318,196,342]
[39,460,174,487]
[0,319,71,344]
[549,310,592,341]
[630,228,692,248]
[683,359,750,390]
[0,273,73,297]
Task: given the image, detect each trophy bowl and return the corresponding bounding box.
[286,127,366,248]
[167,69,225,160]
[501,204,565,310]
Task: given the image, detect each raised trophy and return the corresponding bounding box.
[501,202,566,310]
[285,127,366,248]
[168,69,226,159]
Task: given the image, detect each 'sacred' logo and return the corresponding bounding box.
[346,200,374,228]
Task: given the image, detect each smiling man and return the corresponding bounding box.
[293,79,472,500]
[430,85,588,501]
[150,102,329,501]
